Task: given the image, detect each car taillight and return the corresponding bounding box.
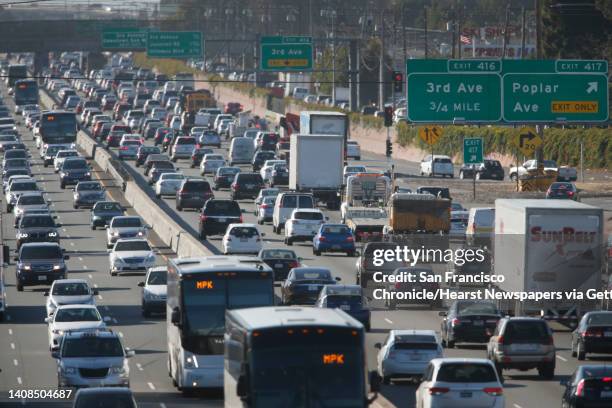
[261,204,269,209]
[318,235,325,241]
[428,387,450,395]
[288,261,299,268]
[497,335,504,345]
[345,236,354,242]
[394,282,401,290]
[200,215,207,221]
[120,146,128,150]
[547,336,554,345]
[232,184,239,190]
[451,318,460,326]
[568,191,574,196]
[584,328,603,337]
[239,215,243,223]
[576,379,585,397]
[603,377,612,382]
[483,387,503,396]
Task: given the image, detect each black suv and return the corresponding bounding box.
[16,214,60,249]
[416,186,451,200]
[213,166,241,190]
[252,151,276,172]
[59,158,91,189]
[231,173,265,200]
[176,178,214,211]
[198,199,242,239]
[459,159,505,180]
[15,242,69,291]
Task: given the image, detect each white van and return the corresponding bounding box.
[420,154,454,178]
[272,192,315,234]
[229,137,255,165]
[465,207,495,246]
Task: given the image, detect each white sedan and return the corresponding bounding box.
[260,160,287,183]
[45,304,108,351]
[155,172,185,198]
[200,154,226,175]
[346,140,361,160]
[109,239,156,276]
[222,223,264,255]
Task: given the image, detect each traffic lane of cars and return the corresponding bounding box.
[0,91,215,406]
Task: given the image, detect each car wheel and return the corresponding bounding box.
[176,205,182,211]
[382,376,390,385]
[110,270,117,277]
[577,342,586,361]
[199,231,206,240]
[510,173,518,181]
[347,250,355,257]
[475,172,481,180]
[285,238,293,246]
[73,204,78,209]
[538,363,555,379]
[313,248,321,256]
[570,340,576,357]
[16,282,23,292]
[60,182,65,189]
[91,225,96,230]
[446,339,455,348]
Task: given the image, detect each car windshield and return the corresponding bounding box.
[52,282,89,296]
[112,218,142,228]
[219,167,240,176]
[63,160,87,170]
[147,271,167,285]
[162,174,184,180]
[586,313,612,325]
[114,240,151,252]
[77,183,102,191]
[5,150,26,159]
[182,181,211,192]
[206,155,224,161]
[436,363,498,383]
[154,162,174,169]
[206,200,241,215]
[229,227,258,238]
[261,249,296,259]
[176,137,196,145]
[326,295,363,310]
[18,195,45,205]
[5,159,28,167]
[504,321,550,342]
[238,174,263,183]
[346,166,366,173]
[20,245,62,260]
[55,308,100,322]
[94,202,122,212]
[295,270,331,281]
[21,216,54,228]
[73,393,135,408]
[543,160,557,167]
[321,225,351,235]
[457,302,498,315]
[295,212,323,221]
[57,151,78,158]
[62,337,123,358]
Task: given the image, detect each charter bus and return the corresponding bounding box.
[39,111,78,145]
[224,306,381,407]
[13,79,39,109]
[6,64,27,87]
[167,256,275,393]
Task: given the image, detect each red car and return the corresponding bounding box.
[224,102,243,115]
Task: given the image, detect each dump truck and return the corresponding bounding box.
[493,199,604,327]
[341,173,391,241]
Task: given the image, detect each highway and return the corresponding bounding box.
[0,68,610,408]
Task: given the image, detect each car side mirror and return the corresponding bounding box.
[93,290,99,295]
[51,350,59,359]
[103,316,112,322]
[374,342,382,349]
[44,317,51,323]
[125,348,136,358]
[64,255,70,260]
[237,374,249,399]
[104,225,109,229]
[171,307,181,326]
[369,371,382,393]
[335,277,341,281]
[43,291,49,296]
[260,232,265,237]
[107,249,112,253]
[56,223,62,227]
[13,256,19,261]
[438,311,447,316]
[137,282,145,287]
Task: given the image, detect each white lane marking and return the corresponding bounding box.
[384,318,393,325]
[136,363,143,371]
[83,265,88,269]
[556,355,568,362]
[97,294,103,300]
[147,382,156,390]
[513,404,523,408]
[88,274,93,279]
[17,377,22,385]
[160,403,167,408]
[13,359,18,366]
[8,329,13,335]
[70,242,74,247]
[93,283,98,288]
[62,228,66,232]
[118,331,124,338]
[10,343,15,350]
[78,257,83,261]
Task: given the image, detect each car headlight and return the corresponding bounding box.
[23,265,31,270]
[146,253,155,261]
[53,265,62,271]
[48,232,58,237]
[114,258,124,265]
[110,366,126,375]
[137,231,144,236]
[184,354,198,368]
[85,172,91,177]
[18,233,28,238]
[52,329,64,335]
[62,366,76,374]
[112,231,119,237]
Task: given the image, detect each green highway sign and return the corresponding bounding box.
[406,73,502,123]
[502,73,608,122]
[147,31,202,58]
[260,36,313,71]
[406,59,609,124]
[463,138,483,164]
[102,28,147,50]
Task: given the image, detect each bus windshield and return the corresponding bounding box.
[40,113,77,144]
[249,328,365,407]
[15,80,39,104]
[181,275,274,343]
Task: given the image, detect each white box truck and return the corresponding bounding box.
[299,111,348,140]
[289,134,343,209]
[493,199,604,327]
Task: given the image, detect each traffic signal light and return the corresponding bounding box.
[386,139,393,157]
[392,71,403,93]
[384,105,394,127]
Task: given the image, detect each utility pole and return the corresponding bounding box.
[332,12,336,106]
[535,0,544,163]
[424,7,429,58]
[520,6,527,58]
[451,1,456,58]
[378,10,385,110]
[402,4,407,63]
[457,6,463,59]
[501,4,510,59]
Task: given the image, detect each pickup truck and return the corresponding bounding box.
[509,159,577,182]
[344,207,388,242]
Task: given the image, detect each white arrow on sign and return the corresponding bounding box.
[586,82,598,94]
